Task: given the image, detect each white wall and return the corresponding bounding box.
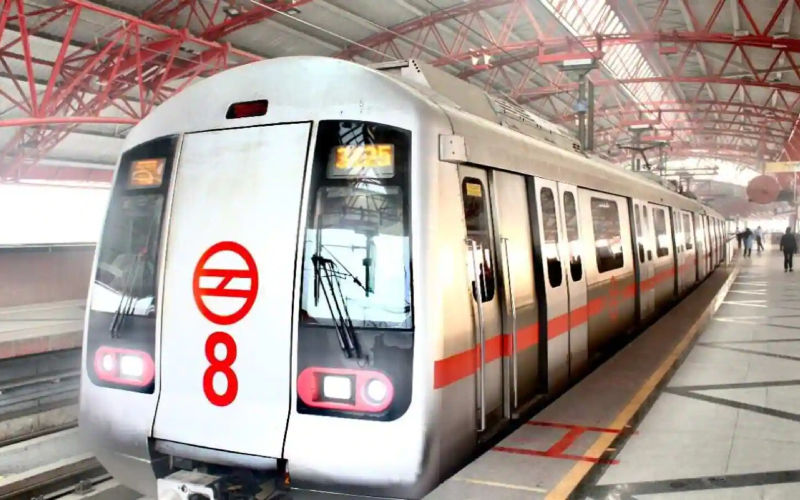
[0,183,109,245]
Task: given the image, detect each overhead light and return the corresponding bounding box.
[561,58,595,68]
[628,123,653,131]
[733,29,750,37]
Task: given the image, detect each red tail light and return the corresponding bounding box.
[297,367,393,413]
[94,346,155,387]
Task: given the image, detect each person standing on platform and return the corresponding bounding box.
[736,230,744,250]
[743,227,754,258]
[755,226,765,253]
[780,227,797,272]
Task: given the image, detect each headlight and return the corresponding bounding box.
[322,375,353,401]
[101,353,116,372]
[365,378,388,404]
[119,355,145,378]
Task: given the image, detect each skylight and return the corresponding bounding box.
[539,0,667,105]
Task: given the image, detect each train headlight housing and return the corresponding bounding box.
[322,375,353,401]
[298,368,394,414]
[93,346,155,388]
[365,378,388,404]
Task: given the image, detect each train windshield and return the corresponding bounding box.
[90,136,176,323]
[93,194,163,316]
[300,121,412,330]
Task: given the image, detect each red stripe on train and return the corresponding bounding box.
[433,265,682,389]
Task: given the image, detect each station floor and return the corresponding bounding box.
[430,251,800,499]
[581,252,800,499]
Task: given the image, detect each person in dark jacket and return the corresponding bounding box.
[780,227,798,272]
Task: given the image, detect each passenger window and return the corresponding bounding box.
[590,197,624,273]
[653,208,670,257]
[634,205,644,264]
[683,214,693,250]
[563,191,582,282]
[462,178,495,302]
[675,213,683,253]
[540,187,562,288]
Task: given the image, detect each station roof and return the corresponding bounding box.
[1,0,797,207]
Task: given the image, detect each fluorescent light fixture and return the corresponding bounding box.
[628,123,653,131]
[561,58,595,68]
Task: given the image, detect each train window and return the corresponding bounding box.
[590,197,624,273]
[462,178,496,302]
[675,214,683,253]
[653,208,670,257]
[300,121,413,329]
[634,205,644,264]
[563,191,582,282]
[683,214,693,250]
[540,187,563,288]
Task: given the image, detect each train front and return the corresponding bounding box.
[79,57,438,499]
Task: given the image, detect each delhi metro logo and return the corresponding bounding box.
[192,241,259,325]
[192,241,259,407]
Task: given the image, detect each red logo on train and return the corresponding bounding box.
[192,241,258,407]
[192,241,259,326]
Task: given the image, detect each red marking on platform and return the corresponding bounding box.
[526,420,624,434]
[493,420,624,465]
[494,446,619,465]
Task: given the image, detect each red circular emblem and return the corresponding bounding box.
[192,241,259,325]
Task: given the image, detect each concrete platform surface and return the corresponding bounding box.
[0,300,85,358]
[579,252,800,499]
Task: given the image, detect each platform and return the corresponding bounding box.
[0,300,85,359]
[428,260,739,500]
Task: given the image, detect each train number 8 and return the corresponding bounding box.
[203,331,238,406]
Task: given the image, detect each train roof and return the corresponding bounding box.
[124,55,721,219]
[373,59,722,218]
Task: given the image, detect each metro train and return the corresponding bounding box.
[79,56,727,500]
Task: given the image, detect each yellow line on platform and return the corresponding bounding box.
[545,266,740,500]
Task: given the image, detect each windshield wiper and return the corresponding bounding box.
[109,253,144,336]
[311,254,361,359]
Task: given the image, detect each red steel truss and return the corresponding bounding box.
[0,0,296,182]
[333,0,800,166]
[7,0,800,183]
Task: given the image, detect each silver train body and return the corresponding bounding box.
[79,57,727,499]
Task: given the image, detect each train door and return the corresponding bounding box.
[694,213,707,278]
[491,171,540,416]
[458,166,504,432]
[649,203,675,309]
[633,200,655,320]
[557,183,588,380]
[153,123,311,458]
[703,216,712,271]
[533,178,569,391]
[673,208,686,295]
[682,211,696,284]
[579,190,636,357]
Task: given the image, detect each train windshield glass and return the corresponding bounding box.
[301,121,412,330]
[93,194,164,316]
[90,136,176,321]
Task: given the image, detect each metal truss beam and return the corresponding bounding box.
[0,0,270,182]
